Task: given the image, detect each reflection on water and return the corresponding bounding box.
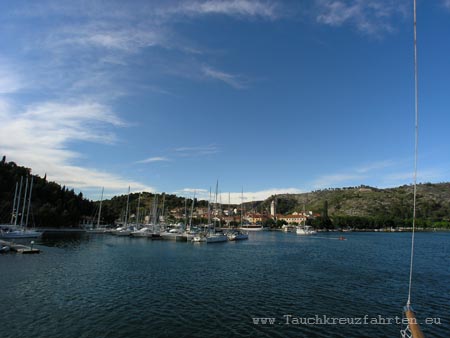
[39,232,88,248]
[0,231,449,338]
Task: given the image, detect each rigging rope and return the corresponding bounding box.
[407,0,419,308]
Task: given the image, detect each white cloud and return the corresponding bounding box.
[0,61,24,94]
[175,187,303,203]
[315,0,408,35]
[312,173,367,189]
[0,98,153,194]
[136,156,171,164]
[174,144,220,157]
[136,145,219,165]
[202,66,247,89]
[355,159,396,173]
[53,24,163,53]
[310,159,400,189]
[176,0,280,19]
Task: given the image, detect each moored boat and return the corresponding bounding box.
[131,227,153,237]
[296,225,316,235]
[226,229,248,241]
[239,224,268,231]
[0,227,42,239]
[205,232,228,243]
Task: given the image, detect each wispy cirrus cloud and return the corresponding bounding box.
[314,0,409,36]
[49,24,165,54]
[136,156,171,164]
[311,159,398,189]
[174,144,220,157]
[355,159,396,174]
[6,0,281,100]
[0,61,24,94]
[312,173,367,189]
[170,0,280,20]
[444,0,450,10]
[202,66,248,89]
[136,145,220,165]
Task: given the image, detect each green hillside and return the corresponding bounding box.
[259,184,450,228]
[0,157,93,227]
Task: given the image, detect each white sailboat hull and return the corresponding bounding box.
[0,229,42,239]
[206,234,228,243]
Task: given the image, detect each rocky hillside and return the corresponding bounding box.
[260,183,450,222]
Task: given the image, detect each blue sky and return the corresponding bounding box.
[1,0,450,202]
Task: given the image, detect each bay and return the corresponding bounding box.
[1,232,449,338]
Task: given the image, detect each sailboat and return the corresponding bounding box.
[296,205,316,235]
[204,182,227,243]
[113,186,134,236]
[400,1,425,337]
[131,193,154,237]
[196,181,227,243]
[88,187,108,233]
[227,189,248,240]
[0,176,42,239]
[238,189,267,231]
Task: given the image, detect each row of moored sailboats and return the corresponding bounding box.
[91,184,249,243]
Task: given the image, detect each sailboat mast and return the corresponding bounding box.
[124,186,130,227]
[153,195,159,224]
[161,193,165,224]
[228,192,231,228]
[184,197,188,227]
[136,192,141,225]
[20,177,29,226]
[241,187,244,227]
[207,187,211,225]
[25,176,34,227]
[189,191,195,228]
[10,182,18,224]
[14,176,23,226]
[214,180,219,230]
[97,187,104,229]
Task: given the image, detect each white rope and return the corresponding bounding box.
[407,0,419,307]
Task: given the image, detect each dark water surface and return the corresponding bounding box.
[1,232,449,338]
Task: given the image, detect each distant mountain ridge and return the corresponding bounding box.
[260,183,450,222]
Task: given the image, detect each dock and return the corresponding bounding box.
[0,239,41,254]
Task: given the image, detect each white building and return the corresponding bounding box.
[270,200,276,217]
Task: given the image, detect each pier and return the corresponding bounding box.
[0,239,40,254]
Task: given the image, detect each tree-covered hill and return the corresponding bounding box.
[0,157,93,227]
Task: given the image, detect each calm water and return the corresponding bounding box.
[1,231,449,338]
